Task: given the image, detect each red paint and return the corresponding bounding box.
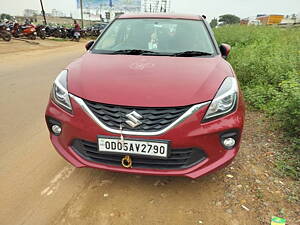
[68,54,233,107]
[45,91,244,178]
[45,14,245,178]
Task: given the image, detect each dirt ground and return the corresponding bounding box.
[0,38,87,55]
[0,39,299,225]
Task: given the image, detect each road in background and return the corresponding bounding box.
[0,42,298,225]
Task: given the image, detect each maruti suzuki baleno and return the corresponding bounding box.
[45,14,245,179]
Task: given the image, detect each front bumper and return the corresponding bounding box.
[45,95,245,179]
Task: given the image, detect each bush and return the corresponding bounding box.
[214,25,300,179]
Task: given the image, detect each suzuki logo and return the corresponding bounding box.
[125,111,143,128]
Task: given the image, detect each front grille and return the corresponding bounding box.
[72,139,207,170]
[84,99,191,132]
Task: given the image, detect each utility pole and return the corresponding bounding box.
[40,0,47,25]
[99,4,103,22]
[80,0,84,28]
[109,0,113,22]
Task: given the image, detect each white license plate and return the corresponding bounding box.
[98,136,169,158]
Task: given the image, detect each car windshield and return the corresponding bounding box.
[92,18,216,56]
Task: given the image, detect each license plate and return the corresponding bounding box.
[98,136,170,158]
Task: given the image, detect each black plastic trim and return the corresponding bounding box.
[71,139,207,170]
[219,129,240,150]
[45,116,61,136]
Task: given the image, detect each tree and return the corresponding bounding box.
[210,18,218,28]
[219,14,240,25]
[0,13,14,21]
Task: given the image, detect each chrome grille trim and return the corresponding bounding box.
[70,94,210,136]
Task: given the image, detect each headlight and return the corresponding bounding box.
[203,77,238,121]
[51,70,72,112]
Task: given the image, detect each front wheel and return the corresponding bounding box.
[2,33,12,41]
[39,32,46,40]
[29,34,37,40]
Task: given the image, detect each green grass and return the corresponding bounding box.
[214,25,300,180]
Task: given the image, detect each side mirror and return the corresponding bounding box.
[219,43,231,59]
[85,40,94,51]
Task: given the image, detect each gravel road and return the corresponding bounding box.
[0,40,298,225]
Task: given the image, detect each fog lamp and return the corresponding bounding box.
[52,125,62,135]
[223,138,236,149]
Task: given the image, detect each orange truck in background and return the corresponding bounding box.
[257,15,284,25]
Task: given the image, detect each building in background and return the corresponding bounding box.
[24,9,39,17]
[142,0,170,13]
[72,0,171,22]
[76,0,142,22]
[77,0,141,12]
[51,9,66,17]
[240,18,249,25]
[280,13,300,25]
[240,16,261,26]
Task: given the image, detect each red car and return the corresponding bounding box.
[45,14,245,179]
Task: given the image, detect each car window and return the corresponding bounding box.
[93,18,215,55]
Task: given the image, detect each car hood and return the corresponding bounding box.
[68,53,233,107]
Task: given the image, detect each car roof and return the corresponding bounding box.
[118,13,204,21]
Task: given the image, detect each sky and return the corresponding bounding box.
[0,0,299,21]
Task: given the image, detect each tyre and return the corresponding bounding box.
[61,33,67,39]
[53,31,60,38]
[1,33,12,41]
[29,34,37,40]
[39,32,46,40]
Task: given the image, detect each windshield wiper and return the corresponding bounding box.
[172,51,213,57]
[111,49,158,55]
